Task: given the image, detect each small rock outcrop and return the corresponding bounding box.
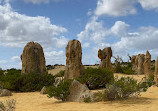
[21,42,46,74]
[67,80,92,102]
[144,50,151,77]
[98,47,112,69]
[40,86,47,94]
[64,40,84,80]
[0,89,12,97]
[136,54,145,74]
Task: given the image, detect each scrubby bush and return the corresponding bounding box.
[113,77,140,99]
[93,91,106,102]
[0,99,16,111]
[55,70,65,77]
[113,56,135,74]
[6,69,21,75]
[0,70,4,76]
[113,56,123,73]
[139,75,155,92]
[151,65,155,71]
[122,67,135,74]
[47,79,73,101]
[83,96,92,103]
[14,73,55,92]
[77,68,114,89]
[0,69,55,92]
[122,62,135,74]
[0,69,21,90]
[94,77,140,101]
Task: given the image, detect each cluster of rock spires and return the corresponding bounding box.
[13,39,158,101]
[131,51,152,77]
[19,40,154,80]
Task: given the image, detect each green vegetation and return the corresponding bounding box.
[47,79,73,101]
[83,96,92,103]
[151,65,155,71]
[113,56,135,74]
[121,63,135,74]
[139,75,155,92]
[93,77,140,101]
[0,69,55,92]
[112,77,140,99]
[77,67,114,89]
[55,70,65,77]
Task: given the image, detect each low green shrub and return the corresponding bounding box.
[47,79,73,101]
[114,77,140,99]
[7,68,21,75]
[139,75,155,92]
[15,73,55,92]
[0,70,4,76]
[151,65,155,71]
[55,70,65,77]
[95,77,141,101]
[77,68,114,89]
[0,69,55,92]
[122,67,135,74]
[83,96,92,103]
[93,91,106,102]
[114,64,123,73]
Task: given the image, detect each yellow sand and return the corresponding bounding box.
[0,66,157,111]
[0,86,158,111]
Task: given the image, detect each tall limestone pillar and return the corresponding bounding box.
[64,40,84,80]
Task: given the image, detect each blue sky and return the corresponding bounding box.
[0,0,158,69]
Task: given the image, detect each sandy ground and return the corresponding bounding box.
[0,66,157,111]
[0,85,158,111]
[48,66,98,75]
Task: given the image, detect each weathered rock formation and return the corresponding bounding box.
[64,40,84,80]
[144,50,151,77]
[136,54,145,74]
[40,86,47,94]
[0,89,12,97]
[131,55,137,71]
[98,47,112,69]
[21,42,46,74]
[67,80,92,102]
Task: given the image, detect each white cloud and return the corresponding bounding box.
[78,18,158,63]
[138,0,158,11]
[11,56,21,62]
[77,17,109,44]
[95,0,137,17]
[45,50,66,65]
[0,60,7,64]
[83,42,90,48]
[0,3,67,48]
[53,36,68,48]
[111,21,130,37]
[111,26,158,60]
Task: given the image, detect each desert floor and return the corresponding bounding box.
[0,66,157,111]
